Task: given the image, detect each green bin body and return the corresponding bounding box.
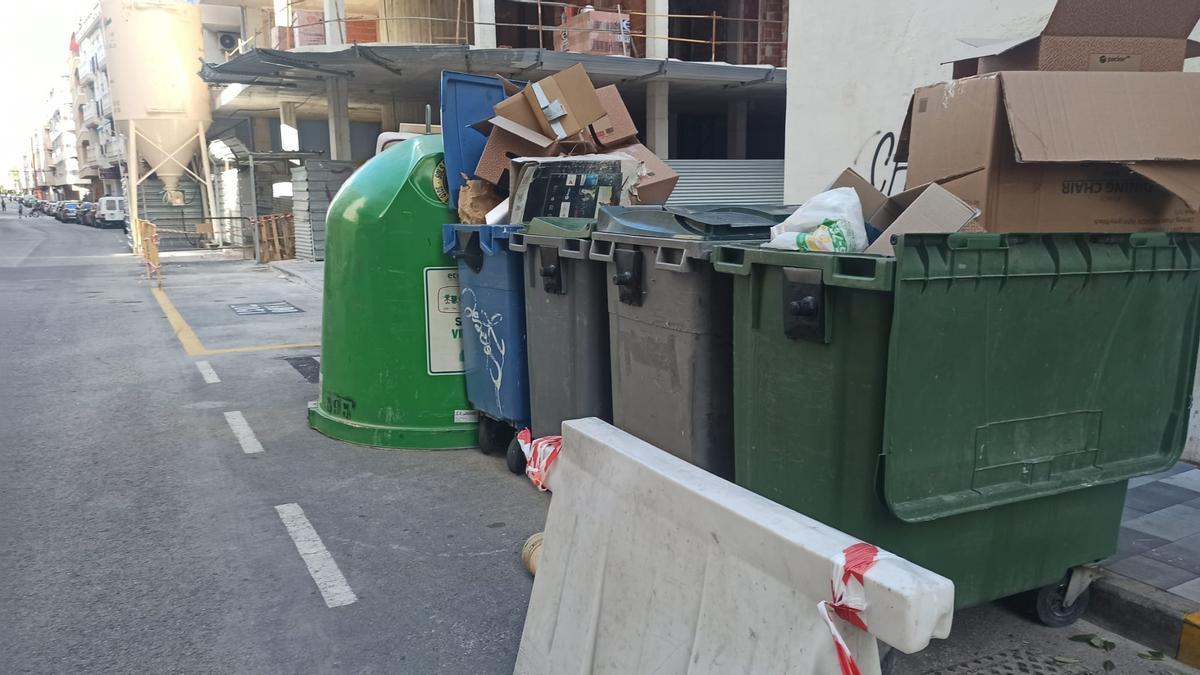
[714,232,1200,608]
[308,135,477,449]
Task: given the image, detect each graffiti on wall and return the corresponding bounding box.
[869,131,907,197]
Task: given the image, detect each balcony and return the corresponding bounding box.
[83,100,101,128]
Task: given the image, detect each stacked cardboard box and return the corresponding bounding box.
[293,10,326,47]
[291,160,354,261]
[556,9,631,56]
[463,64,679,224]
[895,0,1200,235]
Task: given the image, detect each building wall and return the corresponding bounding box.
[782,0,1058,202]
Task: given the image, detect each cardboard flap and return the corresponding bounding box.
[944,36,1039,64]
[1127,162,1200,211]
[1000,72,1200,162]
[484,116,557,148]
[1043,0,1200,39]
[865,184,980,256]
[827,168,889,221]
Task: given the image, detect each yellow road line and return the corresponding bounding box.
[150,286,319,357]
[151,287,206,356]
[205,342,321,355]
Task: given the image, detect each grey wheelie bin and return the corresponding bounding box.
[589,205,784,479]
[509,217,613,454]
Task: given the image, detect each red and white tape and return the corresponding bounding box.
[516,428,563,491]
[818,542,886,675]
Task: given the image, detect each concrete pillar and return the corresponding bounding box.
[379,101,398,133]
[726,100,747,159]
[279,102,299,152]
[646,0,668,59]
[472,0,497,48]
[327,77,352,161]
[252,116,272,153]
[646,80,669,159]
[324,0,347,45]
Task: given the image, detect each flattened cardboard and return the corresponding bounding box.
[508,155,638,224]
[900,72,1200,233]
[947,0,1200,74]
[475,126,558,186]
[591,85,639,148]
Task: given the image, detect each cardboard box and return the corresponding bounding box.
[494,64,604,141]
[827,169,979,256]
[590,85,639,149]
[508,155,639,224]
[556,9,631,56]
[898,71,1200,234]
[292,10,325,47]
[458,180,504,224]
[270,25,293,50]
[473,122,558,187]
[613,142,679,205]
[948,0,1200,75]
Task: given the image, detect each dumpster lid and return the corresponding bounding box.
[596,205,783,241]
[440,71,521,208]
[881,232,1200,523]
[525,217,597,238]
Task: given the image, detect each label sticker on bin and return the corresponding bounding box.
[424,267,466,375]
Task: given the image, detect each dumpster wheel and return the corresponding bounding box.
[478,416,514,455]
[1034,572,1091,627]
[506,436,527,475]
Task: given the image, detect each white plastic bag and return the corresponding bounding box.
[763,187,868,253]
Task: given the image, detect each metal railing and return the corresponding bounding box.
[226,5,785,65]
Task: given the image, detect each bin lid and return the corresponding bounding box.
[881,232,1200,523]
[525,217,596,238]
[440,71,523,208]
[596,205,783,241]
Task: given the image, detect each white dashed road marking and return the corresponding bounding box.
[195,360,220,384]
[223,411,264,454]
[274,503,358,608]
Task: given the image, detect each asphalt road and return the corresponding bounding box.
[0,211,1195,675]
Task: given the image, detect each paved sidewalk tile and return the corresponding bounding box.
[1170,577,1200,603]
[1107,554,1198,591]
[1124,503,1200,541]
[1144,533,1200,576]
[1124,482,1200,513]
[1162,469,1200,493]
[1129,463,1195,488]
[1112,526,1171,561]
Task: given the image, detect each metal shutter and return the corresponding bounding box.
[666,160,786,206]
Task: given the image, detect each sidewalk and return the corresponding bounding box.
[269,259,324,294]
[1108,462,1200,602]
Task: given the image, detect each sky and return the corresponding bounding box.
[0,0,95,176]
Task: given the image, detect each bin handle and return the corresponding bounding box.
[653,245,692,272]
[559,238,589,260]
[509,232,527,252]
[712,246,751,275]
[590,239,615,262]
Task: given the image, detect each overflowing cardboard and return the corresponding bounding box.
[470,65,677,211]
[899,71,1200,233]
[458,180,505,224]
[613,143,679,205]
[949,0,1200,75]
[591,85,639,148]
[508,156,639,224]
[827,169,979,256]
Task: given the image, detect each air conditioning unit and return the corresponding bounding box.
[218,32,239,51]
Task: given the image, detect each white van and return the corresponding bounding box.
[97,197,126,229]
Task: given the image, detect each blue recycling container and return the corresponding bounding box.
[443,224,531,448]
[439,71,523,208]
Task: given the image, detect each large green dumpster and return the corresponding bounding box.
[309,135,477,449]
[713,232,1200,615]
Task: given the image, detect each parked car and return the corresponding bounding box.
[59,201,81,223]
[45,201,59,218]
[96,196,127,229]
[80,202,96,227]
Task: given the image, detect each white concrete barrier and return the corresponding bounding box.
[515,418,954,675]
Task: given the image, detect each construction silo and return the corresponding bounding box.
[101,0,212,219]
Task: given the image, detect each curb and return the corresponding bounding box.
[268,261,324,294]
[1086,569,1200,666]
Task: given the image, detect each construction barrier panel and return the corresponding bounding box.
[516,418,955,675]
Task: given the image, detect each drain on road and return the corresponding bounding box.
[284,356,321,383]
[922,648,1092,675]
[229,301,303,316]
